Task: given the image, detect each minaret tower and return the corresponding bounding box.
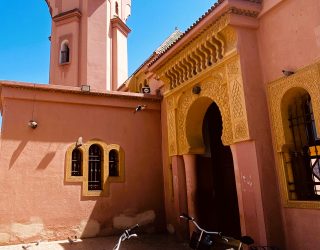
[45,0,131,91]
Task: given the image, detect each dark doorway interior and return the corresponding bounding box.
[195,102,241,238]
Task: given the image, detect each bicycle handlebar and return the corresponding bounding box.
[114,224,139,250]
[125,224,139,237]
[128,224,139,233]
[180,213,194,221]
[180,213,254,248]
[180,213,221,236]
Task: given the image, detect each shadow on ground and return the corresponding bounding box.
[0,234,190,250]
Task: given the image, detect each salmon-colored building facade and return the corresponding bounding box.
[1,1,320,249]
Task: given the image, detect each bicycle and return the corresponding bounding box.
[180,213,254,250]
[113,224,139,250]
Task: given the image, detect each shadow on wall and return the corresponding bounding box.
[9,141,57,170]
[57,143,165,242]
[9,140,28,169]
[88,0,106,17]
[75,194,161,239]
[36,151,56,170]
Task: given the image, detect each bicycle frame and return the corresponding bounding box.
[113,224,139,250]
[180,214,254,250]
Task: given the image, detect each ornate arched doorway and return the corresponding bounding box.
[196,101,241,237]
[164,56,250,239]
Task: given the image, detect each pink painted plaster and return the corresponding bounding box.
[257,0,320,83]
[0,81,164,245]
[48,0,131,91]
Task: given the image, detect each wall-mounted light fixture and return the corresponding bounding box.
[81,85,90,92]
[142,86,151,94]
[192,85,201,95]
[28,120,38,129]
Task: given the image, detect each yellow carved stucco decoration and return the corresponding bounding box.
[226,58,249,142]
[152,14,251,156]
[165,55,249,156]
[158,14,236,92]
[268,62,320,152]
[268,61,320,208]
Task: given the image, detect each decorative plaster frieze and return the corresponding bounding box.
[268,61,320,209]
[165,55,249,156]
[226,58,249,142]
[158,14,237,90]
[268,63,320,152]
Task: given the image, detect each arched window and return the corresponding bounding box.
[115,1,119,15]
[71,148,82,176]
[88,144,102,190]
[60,41,70,64]
[284,91,320,200]
[109,149,119,176]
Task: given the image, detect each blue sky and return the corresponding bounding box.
[0,0,216,125]
[127,0,216,75]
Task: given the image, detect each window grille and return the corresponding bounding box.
[88,145,102,190]
[288,94,320,200]
[109,150,119,176]
[71,148,82,176]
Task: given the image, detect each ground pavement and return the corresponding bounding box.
[0,234,191,250]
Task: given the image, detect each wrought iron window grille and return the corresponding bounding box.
[88,145,102,190]
[71,148,82,176]
[288,94,320,200]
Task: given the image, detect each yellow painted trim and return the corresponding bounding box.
[65,140,125,197]
[309,146,320,157]
[65,143,85,183]
[107,144,125,183]
[82,140,109,197]
[163,54,250,156]
[268,60,320,209]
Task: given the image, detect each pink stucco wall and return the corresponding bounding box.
[86,1,107,90]
[48,0,130,91]
[3,0,320,249]
[236,26,285,248]
[0,82,164,245]
[283,208,320,250]
[111,19,130,90]
[258,0,320,83]
[49,16,81,87]
[153,1,320,249]
[257,1,320,249]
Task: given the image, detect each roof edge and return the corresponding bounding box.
[53,8,82,22]
[148,0,262,70]
[0,81,162,102]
